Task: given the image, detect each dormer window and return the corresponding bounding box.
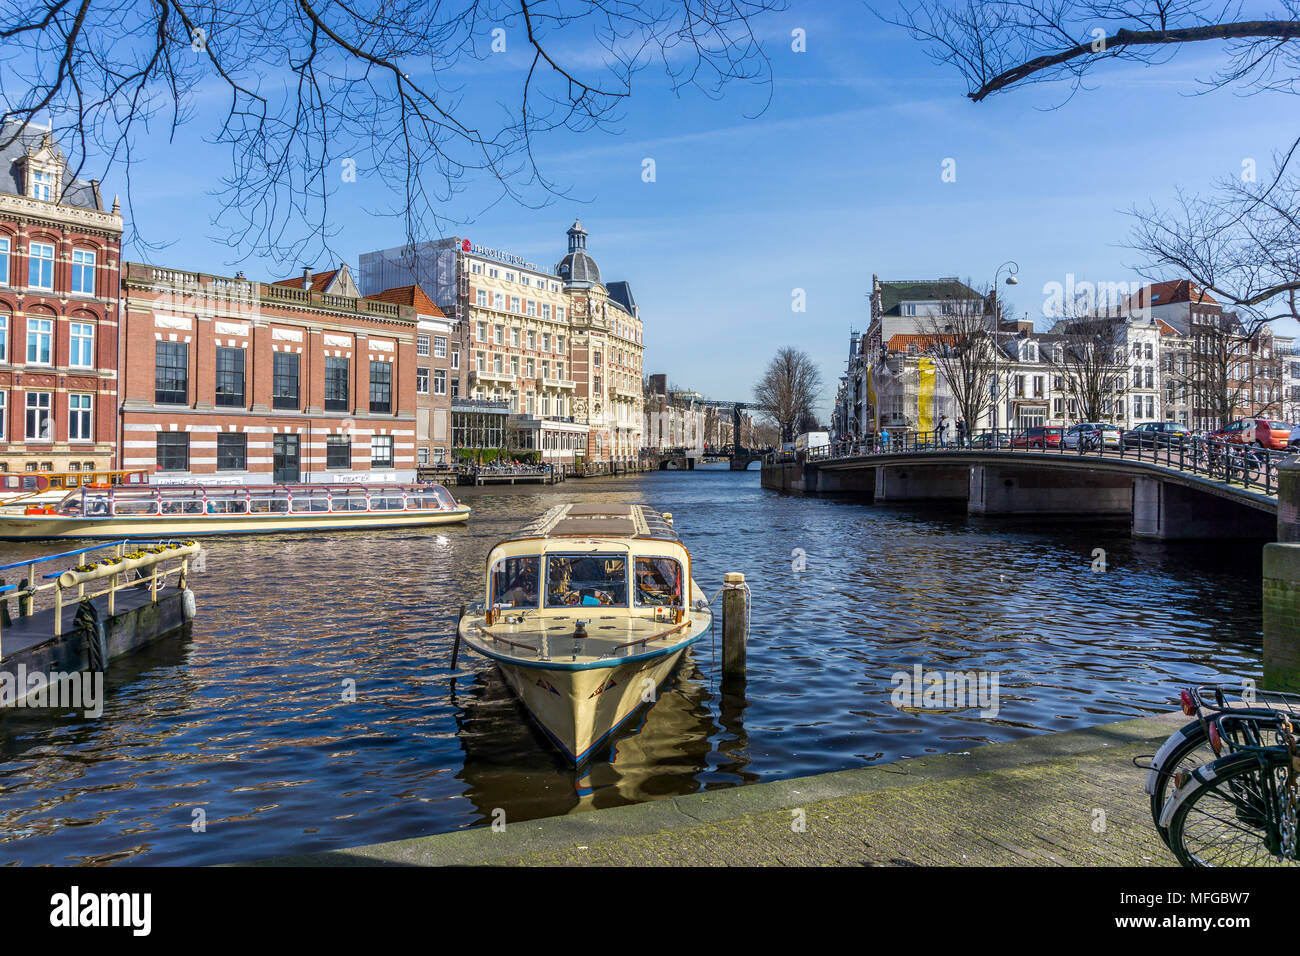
[32,171,53,201]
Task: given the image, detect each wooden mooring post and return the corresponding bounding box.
[721,572,748,677]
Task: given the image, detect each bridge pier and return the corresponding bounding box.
[1133,476,1274,540]
[874,464,967,502]
[968,464,1131,517]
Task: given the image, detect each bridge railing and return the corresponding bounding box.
[809,428,1294,497]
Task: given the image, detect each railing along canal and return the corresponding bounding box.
[0,540,202,654]
[789,429,1292,498]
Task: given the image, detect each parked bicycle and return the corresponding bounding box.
[1145,684,1300,866]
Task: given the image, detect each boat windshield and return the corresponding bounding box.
[545,553,628,608]
[492,556,540,609]
[634,557,683,607]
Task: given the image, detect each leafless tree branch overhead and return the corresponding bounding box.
[884,0,1300,102]
[0,0,784,262]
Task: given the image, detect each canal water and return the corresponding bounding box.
[0,467,1265,865]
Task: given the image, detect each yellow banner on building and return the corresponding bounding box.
[917,358,935,437]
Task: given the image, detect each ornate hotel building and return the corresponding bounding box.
[119,262,420,483]
[358,220,644,466]
[0,122,123,473]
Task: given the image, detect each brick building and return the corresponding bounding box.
[0,121,123,474]
[119,261,419,484]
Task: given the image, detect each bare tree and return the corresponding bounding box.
[0,1,784,262]
[1043,315,1129,422]
[886,0,1300,106]
[1166,314,1281,430]
[917,278,997,429]
[887,0,1300,313]
[754,346,823,443]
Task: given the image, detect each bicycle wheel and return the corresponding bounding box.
[1163,749,1298,867]
[1147,719,1218,846]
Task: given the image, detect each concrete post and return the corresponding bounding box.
[722,572,748,677]
[1265,459,1300,690]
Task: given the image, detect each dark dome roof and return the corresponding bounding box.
[556,219,601,288]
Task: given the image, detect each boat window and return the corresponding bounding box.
[545,554,628,608]
[431,486,456,509]
[207,497,249,514]
[249,496,290,514]
[634,557,683,607]
[332,490,370,512]
[405,493,437,510]
[290,493,330,513]
[492,556,540,609]
[370,494,405,511]
[112,495,160,516]
[161,497,205,515]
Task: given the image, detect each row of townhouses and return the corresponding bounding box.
[641,373,755,454]
[0,122,647,483]
[830,275,1298,442]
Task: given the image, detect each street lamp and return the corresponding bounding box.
[990,260,1020,438]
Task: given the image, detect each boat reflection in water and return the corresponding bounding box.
[449,651,757,824]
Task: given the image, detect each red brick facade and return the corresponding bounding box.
[0,128,122,474]
[120,262,419,484]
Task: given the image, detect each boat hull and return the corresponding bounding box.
[492,645,695,765]
[0,506,471,540]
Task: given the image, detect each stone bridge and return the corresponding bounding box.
[762,448,1279,540]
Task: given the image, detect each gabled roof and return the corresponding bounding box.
[1129,280,1218,308]
[877,278,982,316]
[273,269,339,292]
[885,333,959,352]
[367,284,446,317]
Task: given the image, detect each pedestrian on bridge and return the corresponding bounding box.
[879,427,890,452]
[937,415,950,448]
[956,418,967,448]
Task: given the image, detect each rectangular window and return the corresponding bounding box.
[418,447,430,465]
[25,391,51,440]
[526,301,536,317]
[68,393,92,441]
[369,361,392,413]
[545,553,627,608]
[494,325,504,345]
[434,369,447,395]
[324,356,349,411]
[527,331,535,350]
[70,322,94,368]
[32,171,52,201]
[417,333,430,356]
[511,328,520,348]
[557,307,564,322]
[476,321,487,341]
[416,366,430,394]
[326,435,351,469]
[155,341,188,404]
[26,318,52,364]
[542,333,551,352]
[510,297,520,313]
[215,347,245,407]
[450,377,460,400]
[216,433,247,470]
[451,350,459,370]
[157,432,189,472]
[71,249,96,295]
[272,351,300,409]
[476,289,487,306]
[370,434,394,468]
[433,335,447,358]
[28,242,53,289]
[0,236,9,286]
[0,313,8,362]
[0,391,4,439]
[542,304,551,320]
[493,293,504,310]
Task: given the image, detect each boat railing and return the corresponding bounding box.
[0,540,203,656]
[63,483,459,518]
[607,620,690,655]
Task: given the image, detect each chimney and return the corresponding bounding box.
[302,266,312,290]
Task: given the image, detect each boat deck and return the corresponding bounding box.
[463,608,710,665]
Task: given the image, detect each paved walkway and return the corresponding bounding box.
[257,712,1185,867]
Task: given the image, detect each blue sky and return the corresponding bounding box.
[114,1,1300,417]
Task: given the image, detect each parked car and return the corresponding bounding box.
[968,432,1012,449]
[1208,418,1292,450]
[1121,421,1192,450]
[1011,426,1063,449]
[1062,422,1122,450]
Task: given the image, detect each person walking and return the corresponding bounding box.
[879,427,890,452]
[936,415,949,448]
[956,417,967,448]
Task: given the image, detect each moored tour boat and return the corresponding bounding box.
[0,481,470,539]
[457,503,712,765]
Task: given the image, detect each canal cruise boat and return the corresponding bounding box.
[457,503,712,766]
[0,482,470,539]
[0,470,152,509]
